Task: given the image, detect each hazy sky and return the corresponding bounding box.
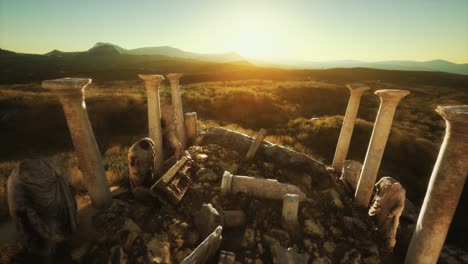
[1,0,467,63]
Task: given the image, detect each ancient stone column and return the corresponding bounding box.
[221,171,306,200]
[282,194,300,230]
[166,73,187,149]
[42,78,111,209]
[405,105,468,264]
[354,89,410,208]
[138,74,164,174]
[332,84,370,171]
[185,112,198,146]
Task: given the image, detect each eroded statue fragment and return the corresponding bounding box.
[161,104,183,159]
[128,138,156,201]
[368,176,405,253]
[7,159,78,255]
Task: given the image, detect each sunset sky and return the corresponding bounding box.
[1,0,467,63]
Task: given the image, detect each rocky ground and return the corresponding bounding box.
[0,137,385,264]
[85,143,382,264]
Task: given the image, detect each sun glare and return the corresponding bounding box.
[233,31,271,59]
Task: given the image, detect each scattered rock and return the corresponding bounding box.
[304,219,325,238]
[193,203,223,238]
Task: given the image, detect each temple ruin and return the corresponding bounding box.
[1,75,466,264]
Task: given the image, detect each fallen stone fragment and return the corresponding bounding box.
[244,128,267,161]
[194,204,247,238]
[218,250,236,264]
[201,127,326,178]
[339,160,362,194]
[270,242,310,264]
[194,203,223,239]
[150,155,193,205]
[147,233,171,264]
[221,171,306,200]
[303,219,325,238]
[323,188,344,209]
[181,226,223,264]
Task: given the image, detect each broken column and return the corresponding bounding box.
[185,112,198,146]
[138,74,165,173]
[221,171,306,200]
[332,84,370,171]
[166,73,187,149]
[281,194,300,231]
[354,89,410,208]
[42,78,111,209]
[405,105,468,264]
[181,226,223,264]
[244,128,267,161]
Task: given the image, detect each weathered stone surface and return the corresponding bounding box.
[138,74,165,173]
[339,160,362,193]
[147,234,171,264]
[368,176,405,253]
[193,203,223,239]
[221,171,306,200]
[354,89,410,208]
[405,105,468,264]
[201,127,326,178]
[42,77,111,209]
[7,159,78,255]
[127,138,155,191]
[181,226,222,264]
[244,128,267,161]
[161,104,183,159]
[332,84,370,171]
[303,219,325,238]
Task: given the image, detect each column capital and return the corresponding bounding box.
[138,74,164,85]
[436,105,468,124]
[42,78,91,94]
[346,83,370,95]
[166,73,183,82]
[375,89,410,104]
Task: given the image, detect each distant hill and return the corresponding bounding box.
[1,46,468,88]
[257,58,468,75]
[92,42,244,63]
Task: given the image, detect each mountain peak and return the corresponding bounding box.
[87,45,121,55]
[92,42,126,53]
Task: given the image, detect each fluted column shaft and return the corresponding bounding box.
[138,74,164,173]
[332,84,370,171]
[166,73,187,149]
[405,105,468,264]
[42,78,111,209]
[354,89,410,208]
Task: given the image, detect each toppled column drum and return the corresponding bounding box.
[221,171,306,200]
